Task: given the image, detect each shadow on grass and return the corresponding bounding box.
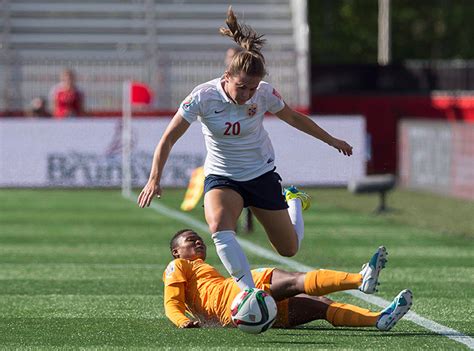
[289,326,472,338]
[261,340,334,346]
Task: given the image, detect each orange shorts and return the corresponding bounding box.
[220,268,290,327]
[251,268,290,328]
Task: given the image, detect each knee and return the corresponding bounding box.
[276,245,298,257]
[207,222,220,234]
[206,213,224,233]
[207,221,235,234]
[279,238,299,257]
[206,209,238,234]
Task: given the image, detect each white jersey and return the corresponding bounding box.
[178,77,285,181]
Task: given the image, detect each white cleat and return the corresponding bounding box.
[376,289,413,331]
[359,246,388,294]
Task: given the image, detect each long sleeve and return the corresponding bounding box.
[164,282,191,327]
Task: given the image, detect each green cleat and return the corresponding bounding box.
[284,186,311,211]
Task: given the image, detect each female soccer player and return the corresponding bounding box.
[138,7,353,291]
[163,229,413,330]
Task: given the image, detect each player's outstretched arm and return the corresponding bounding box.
[138,113,190,207]
[164,282,199,328]
[275,104,353,156]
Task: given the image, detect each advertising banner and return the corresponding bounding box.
[399,120,474,200]
[0,116,366,188]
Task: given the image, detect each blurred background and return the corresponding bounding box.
[0,0,473,200]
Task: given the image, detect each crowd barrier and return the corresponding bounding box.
[0,116,366,188]
[399,120,474,200]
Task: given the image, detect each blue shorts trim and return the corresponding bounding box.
[204,169,288,210]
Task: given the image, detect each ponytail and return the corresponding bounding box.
[219,6,267,77]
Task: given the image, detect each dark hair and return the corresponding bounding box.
[219,6,267,77]
[169,229,194,257]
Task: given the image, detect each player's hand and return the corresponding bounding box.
[137,180,162,208]
[180,320,200,328]
[330,138,353,156]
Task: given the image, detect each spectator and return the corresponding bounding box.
[49,68,84,118]
[26,96,51,118]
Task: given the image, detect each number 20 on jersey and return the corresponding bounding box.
[224,122,240,136]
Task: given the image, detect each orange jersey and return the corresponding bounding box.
[162,258,274,327]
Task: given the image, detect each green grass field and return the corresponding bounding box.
[0,188,473,350]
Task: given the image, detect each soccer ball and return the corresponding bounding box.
[230,288,278,334]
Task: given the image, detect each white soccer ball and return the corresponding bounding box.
[230,288,278,334]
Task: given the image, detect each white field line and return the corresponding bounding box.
[128,195,474,349]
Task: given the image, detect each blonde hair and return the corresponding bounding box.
[219,6,267,78]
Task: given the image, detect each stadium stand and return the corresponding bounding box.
[0,0,308,112]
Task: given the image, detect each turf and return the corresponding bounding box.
[0,188,472,350]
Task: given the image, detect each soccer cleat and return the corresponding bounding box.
[376,289,413,331]
[358,246,388,294]
[284,186,311,211]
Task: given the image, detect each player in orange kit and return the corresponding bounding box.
[163,229,413,330]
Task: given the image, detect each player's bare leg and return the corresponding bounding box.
[270,246,388,299]
[285,291,412,331]
[269,269,305,300]
[284,295,380,328]
[287,295,333,326]
[250,207,299,257]
[204,188,255,290]
[204,188,243,232]
[270,268,362,300]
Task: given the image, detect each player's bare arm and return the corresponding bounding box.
[275,104,353,156]
[138,113,190,207]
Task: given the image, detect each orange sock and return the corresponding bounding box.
[326,302,380,327]
[304,269,362,296]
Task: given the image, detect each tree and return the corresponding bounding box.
[308,0,474,63]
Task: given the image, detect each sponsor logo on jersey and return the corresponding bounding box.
[247,103,257,117]
[165,261,175,278]
[181,95,195,111]
[272,88,282,100]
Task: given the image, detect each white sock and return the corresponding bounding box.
[287,198,304,248]
[212,230,255,290]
